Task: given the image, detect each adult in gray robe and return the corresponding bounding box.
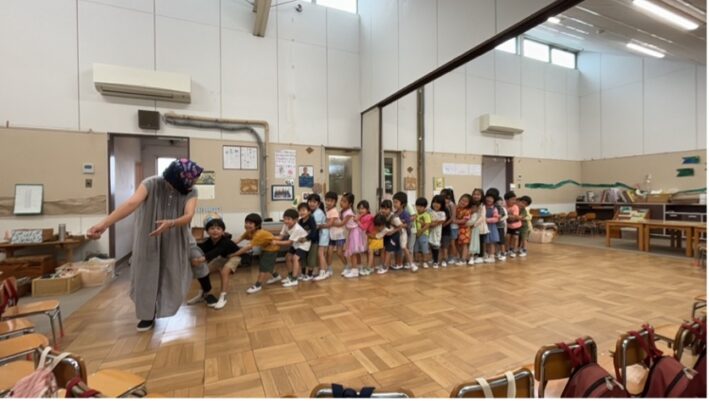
[87,159,202,331]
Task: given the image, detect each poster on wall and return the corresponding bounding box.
[194,171,216,200]
[240,179,259,194]
[13,184,43,215]
[223,146,241,170]
[469,164,482,176]
[298,165,314,188]
[275,149,297,178]
[404,177,417,191]
[272,185,294,201]
[433,177,445,193]
[442,163,457,175]
[241,146,258,170]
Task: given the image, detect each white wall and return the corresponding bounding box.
[578,52,706,160]
[0,0,360,148]
[112,136,142,260]
[361,0,582,160]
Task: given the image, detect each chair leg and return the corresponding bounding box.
[57,308,64,337]
[47,313,58,347]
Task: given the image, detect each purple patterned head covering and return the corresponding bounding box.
[162,159,203,195]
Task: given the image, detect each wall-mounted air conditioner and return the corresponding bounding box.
[93,63,191,103]
[479,114,523,135]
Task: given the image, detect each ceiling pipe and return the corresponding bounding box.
[163,112,269,219]
[253,0,273,37]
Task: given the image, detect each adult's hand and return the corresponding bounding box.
[149,220,174,237]
[87,223,108,239]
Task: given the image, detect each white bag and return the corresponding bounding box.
[9,347,71,398]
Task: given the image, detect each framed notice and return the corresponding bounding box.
[241,146,258,170]
[223,146,241,170]
[14,184,43,215]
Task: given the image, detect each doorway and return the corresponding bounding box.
[108,134,189,260]
[482,155,514,194]
[325,148,361,201]
[383,152,401,197]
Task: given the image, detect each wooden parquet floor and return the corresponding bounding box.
[59,243,705,397]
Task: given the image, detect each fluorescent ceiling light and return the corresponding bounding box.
[548,16,561,24]
[632,0,699,30]
[626,42,665,58]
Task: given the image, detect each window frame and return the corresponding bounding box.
[550,47,577,69]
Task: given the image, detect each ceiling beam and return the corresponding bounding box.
[253,0,272,38]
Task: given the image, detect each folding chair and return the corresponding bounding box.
[613,327,654,396]
[1,278,63,346]
[310,383,414,398]
[533,336,597,398]
[450,367,534,398]
[692,295,706,319]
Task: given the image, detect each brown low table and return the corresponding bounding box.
[0,237,87,263]
[605,220,645,251]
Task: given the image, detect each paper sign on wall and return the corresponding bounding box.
[275,149,297,178]
[442,163,482,176]
[241,147,258,170]
[194,171,216,200]
[223,146,241,169]
[469,164,481,176]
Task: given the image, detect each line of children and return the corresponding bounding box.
[187,190,534,302]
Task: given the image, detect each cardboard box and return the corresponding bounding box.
[32,274,82,296]
[10,229,54,244]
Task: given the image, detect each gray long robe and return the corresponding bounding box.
[130,176,196,320]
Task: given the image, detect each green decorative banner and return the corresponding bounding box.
[524,179,706,194]
[524,180,634,190]
[676,168,695,177]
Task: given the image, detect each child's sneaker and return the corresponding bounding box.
[187,290,204,305]
[282,277,299,287]
[509,251,517,258]
[441,261,447,268]
[392,265,402,271]
[313,270,329,281]
[497,254,506,261]
[411,264,419,272]
[358,267,370,276]
[344,269,359,278]
[484,257,495,263]
[281,277,289,284]
[421,262,428,269]
[519,249,527,257]
[266,274,282,285]
[432,263,439,269]
[474,257,484,264]
[326,266,334,277]
[467,257,475,265]
[341,267,351,277]
[403,264,411,270]
[299,274,311,281]
[212,293,227,309]
[246,284,262,294]
[455,260,465,266]
[205,294,219,308]
[376,266,388,275]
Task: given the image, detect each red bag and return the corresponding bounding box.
[625,324,696,398]
[681,319,706,398]
[558,338,627,398]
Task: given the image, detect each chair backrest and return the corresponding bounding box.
[450,368,533,398]
[533,336,597,398]
[584,213,596,221]
[38,350,88,388]
[566,212,578,219]
[309,384,414,398]
[613,327,654,392]
[2,277,19,306]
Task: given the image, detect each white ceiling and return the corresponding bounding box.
[526,0,706,64]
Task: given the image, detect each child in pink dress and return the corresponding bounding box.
[348,200,373,277]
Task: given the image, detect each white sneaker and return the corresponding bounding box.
[313,270,329,281]
[341,267,351,277]
[212,294,227,309]
[358,267,370,276]
[300,274,312,281]
[246,285,262,294]
[484,257,495,263]
[455,260,465,266]
[474,257,484,264]
[326,267,334,277]
[344,269,359,278]
[376,266,388,275]
[433,263,439,269]
[280,277,289,284]
[266,274,282,285]
[186,290,204,305]
[497,255,506,261]
[423,262,430,269]
[412,264,419,272]
[403,264,411,270]
[467,257,475,266]
[519,250,527,257]
[509,252,517,258]
[282,277,299,287]
[441,261,448,268]
[392,265,403,271]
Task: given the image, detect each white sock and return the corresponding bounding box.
[219,292,227,300]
